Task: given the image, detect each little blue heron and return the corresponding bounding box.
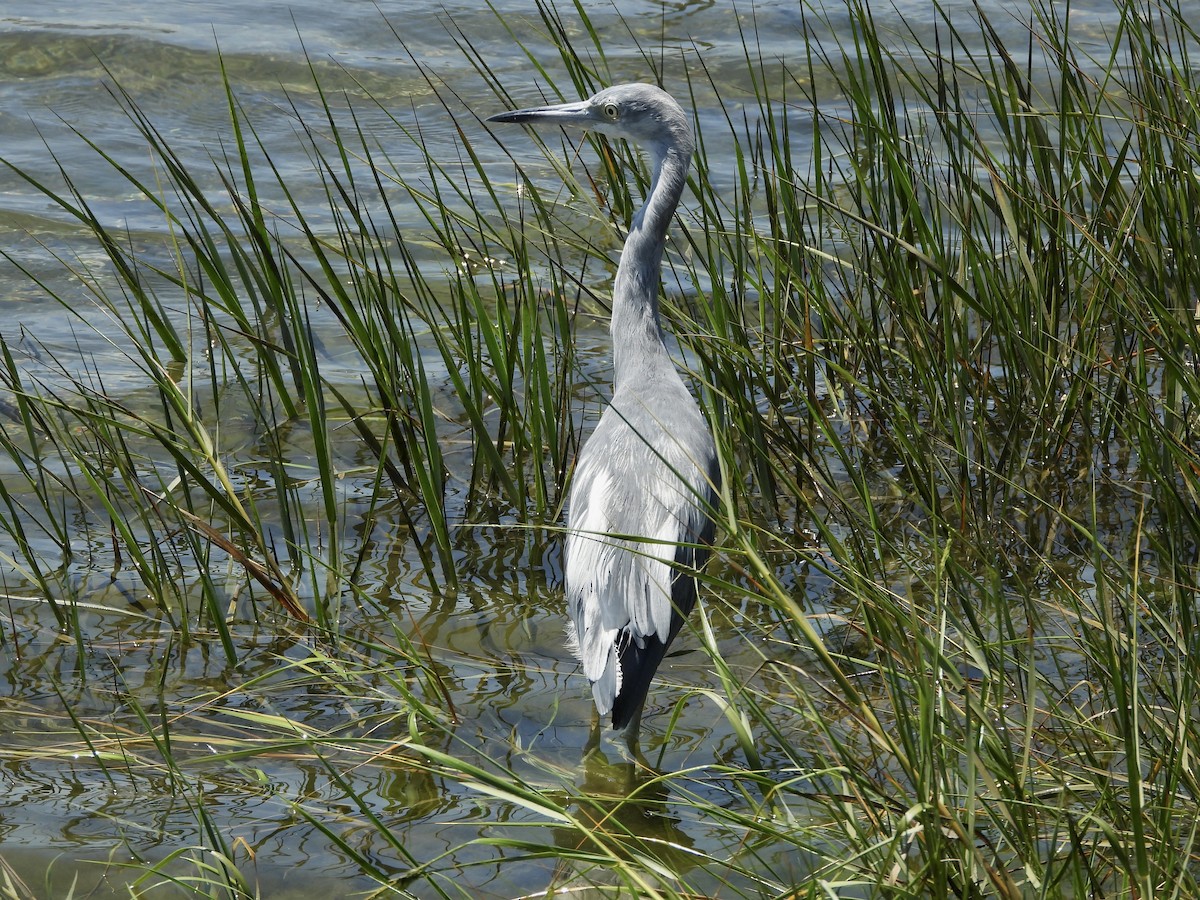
[488,84,719,751]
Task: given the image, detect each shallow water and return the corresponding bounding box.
[0,0,1185,896]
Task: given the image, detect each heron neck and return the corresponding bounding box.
[610,147,689,389]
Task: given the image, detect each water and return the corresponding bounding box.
[0,0,1178,896]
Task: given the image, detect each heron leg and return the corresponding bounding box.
[583,706,602,757]
[622,707,642,752]
[622,703,656,770]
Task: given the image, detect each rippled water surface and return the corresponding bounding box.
[0,0,1179,896]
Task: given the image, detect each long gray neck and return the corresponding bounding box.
[610,145,690,391]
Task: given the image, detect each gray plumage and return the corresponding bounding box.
[488,84,719,744]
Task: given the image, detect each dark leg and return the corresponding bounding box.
[583,706,602,757]
[622,701,655,769]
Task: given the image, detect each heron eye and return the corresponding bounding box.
[602,102,619,120]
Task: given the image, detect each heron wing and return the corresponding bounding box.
[563,379,718,715]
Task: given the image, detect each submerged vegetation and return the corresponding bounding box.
[2,0,1200,896]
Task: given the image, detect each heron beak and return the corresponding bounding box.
[486,99,595,127]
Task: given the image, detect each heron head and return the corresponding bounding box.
[487,83,694,160]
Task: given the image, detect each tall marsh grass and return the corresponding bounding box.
[2,0,1200,896]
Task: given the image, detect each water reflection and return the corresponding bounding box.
[549,751,696,895]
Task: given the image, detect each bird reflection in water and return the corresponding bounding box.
[547,748,697,894]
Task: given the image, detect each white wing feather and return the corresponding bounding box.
[563,385,715,717]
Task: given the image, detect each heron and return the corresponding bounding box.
[488,84,719,752]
